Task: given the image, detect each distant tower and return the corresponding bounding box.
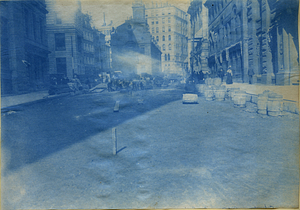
[77,0,82,11]
[103,12,106,26]
[132,0,145,20]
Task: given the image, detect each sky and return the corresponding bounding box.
[79,0,191,29]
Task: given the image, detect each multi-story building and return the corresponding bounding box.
[187,0,209,76]
[98,14,113,70]
[46,0,105,81]
[94,31,111,73]
[203,0,299,85]
[146,2,189,76]
[0,0,49,94]
[111,0,161,76]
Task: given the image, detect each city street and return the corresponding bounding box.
[1,88,299,209]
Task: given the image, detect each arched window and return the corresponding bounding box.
[156,36,159,42]
[162,44,165,51]
[232,5,237,15]
[165,54,167,61]
[168,54,170,61]
[168,43,172,50]
[168,35,171,41]
[162,35,165,41]
[156,27,159,33]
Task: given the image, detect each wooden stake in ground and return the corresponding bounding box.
[114,101,120,112]
[112,127,117,155]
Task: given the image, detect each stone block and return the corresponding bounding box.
[182,94,198,104]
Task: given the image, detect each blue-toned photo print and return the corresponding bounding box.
[1,0,299,209]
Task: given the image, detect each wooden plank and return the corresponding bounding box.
[112,127,117,155]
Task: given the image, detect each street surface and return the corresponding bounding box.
[1,87,299,209]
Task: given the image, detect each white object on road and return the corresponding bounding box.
[138,99,144,104]
[182,94,198,104]
[114,101,120,112]
[90,83,108,92]
[112,127,117,155]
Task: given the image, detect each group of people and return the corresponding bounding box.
[49,74,88,95]
[193,66,233,84]
[107,77,155,92]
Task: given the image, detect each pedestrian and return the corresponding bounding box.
[73,74,82,91]
[248,68,254,84]
[226,66,233,84]
[85,78,91,89]
[62,76,69,85]
[219,67,224,82]
[199,70,204,81]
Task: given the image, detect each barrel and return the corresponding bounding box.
[233,91,247,108]
[257,94,268,114]
[214,85,226,101]
[196,84,206,94]
[245,94,252,102]
[205,78,212,85]
[267,93,283,116]
[251,94,258,104]
[228,88,240,100]
[213,78,222,86]
[204,86,214,101]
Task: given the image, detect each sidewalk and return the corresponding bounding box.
[1,91,69,109]
[1,84,109,109]
[224,83,299,102]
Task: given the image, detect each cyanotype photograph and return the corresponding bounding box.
[1,0,299,209]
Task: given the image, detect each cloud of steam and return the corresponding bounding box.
[54,0,81,24]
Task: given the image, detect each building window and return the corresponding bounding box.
[162,26,165,32]
[156,36,159,42]
[152,21,154,25]
[55,33,66,51]
[168,35,171,41]
[56,57,67,75]
[168,43,172,50]
[168,54,170,61]
[77,35,82,52]
[162,44,165,51]
[162,18,165,24]
[156,27,159,33]
[156,21,159,24]
[152,27,154,33]
[56,17,62,24]
[168,25,171,32]
[40,18,44,43]
[168,17,171,23]
[33,14,37,40]
[165,54,167,61]
[24,9,30,37]
[162,35,165,41]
